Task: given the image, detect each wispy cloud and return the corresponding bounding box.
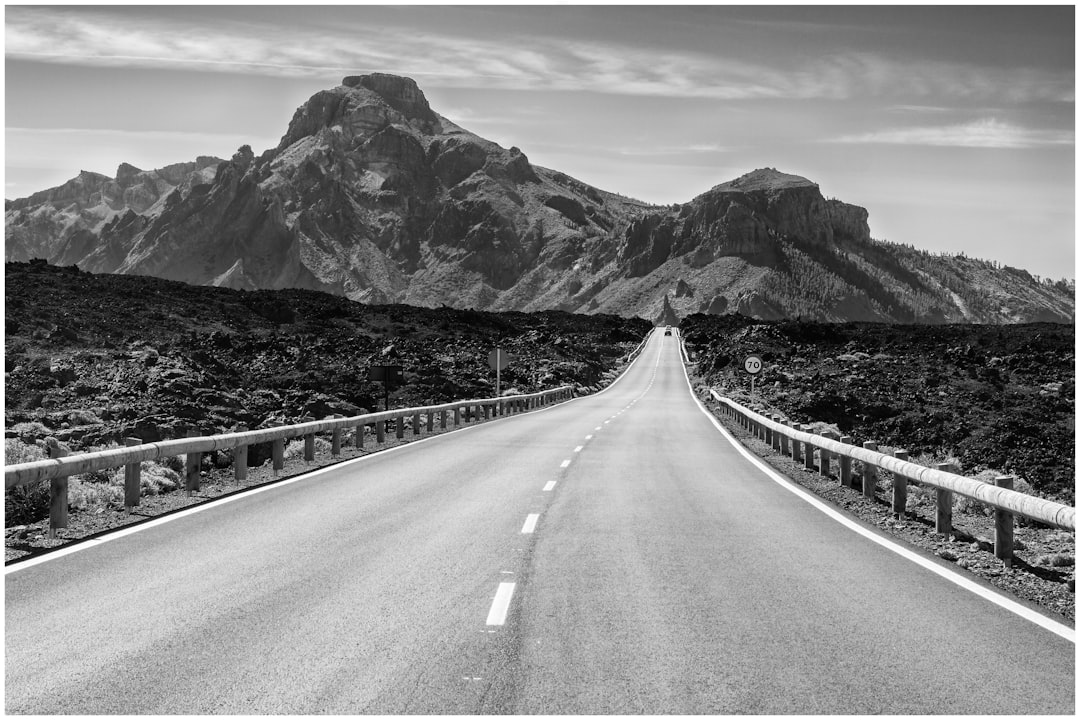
[6,7,1073,105]
[830,118,1074,149]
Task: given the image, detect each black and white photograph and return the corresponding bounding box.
[4,3,1075,714]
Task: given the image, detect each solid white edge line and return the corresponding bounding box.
[677,340,1075,643]
[521,513,540,534]
[486,582,516,625]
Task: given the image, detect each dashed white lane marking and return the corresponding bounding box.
[560,459,571,468]
[573,445,583,453]
[585,435,593,440]
[595,426,602,431]
[543,481,557,492]
[521,514,539,534]
[486,583,515,625]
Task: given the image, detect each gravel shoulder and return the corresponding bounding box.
[692,381,1075,624]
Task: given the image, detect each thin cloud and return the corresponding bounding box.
[5,7,1073,104]
[830,118,1074,149]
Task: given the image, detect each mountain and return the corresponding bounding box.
[5,73,1073,324]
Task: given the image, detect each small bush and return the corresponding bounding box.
[158,455,184,474]
[5,481,50,525]
[67,476,123,512]
[1035,553,1075,568]
[284,437,332,461]
[4,438,46,465]
[5,440,50,524]
[9,422,50,440]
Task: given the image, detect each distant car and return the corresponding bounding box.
[664,326,672,336]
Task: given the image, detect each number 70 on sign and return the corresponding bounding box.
[743,354,763,396]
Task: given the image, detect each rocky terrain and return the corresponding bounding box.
[4,260,650,526]
[681,313,1074,504]
[5,73,1073,324]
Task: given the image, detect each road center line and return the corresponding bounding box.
[573,446,583,453]
[521,513,539,533]
[543,481,557,492]
[585,434,593,440]
[486,582,515,625]
[560,459,571,468]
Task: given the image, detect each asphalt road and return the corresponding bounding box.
[5,329,1074,714]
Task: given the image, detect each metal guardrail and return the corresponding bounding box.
[625,330,652,363]
[5,386,574,535]
[710,390,1074,560]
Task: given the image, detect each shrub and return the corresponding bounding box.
[4,438,46,465]
[5,440,50,525]
[9,422,50,440]
[284,437,332,461]
[158,455,184,474]
[67,476,123,512]
[1035,553,1075,568]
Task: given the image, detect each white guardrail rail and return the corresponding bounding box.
[710,390,1075,561]
[6,386,574,536]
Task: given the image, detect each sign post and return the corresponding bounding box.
[743,354,763,398]
[488,349,511,415]
[369,364,402,433]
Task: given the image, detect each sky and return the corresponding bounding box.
[4,4,1076,280]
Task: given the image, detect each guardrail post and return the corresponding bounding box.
[454,407,461,427]
[184,428,202,495]
[483,403,490,420]
[779,421,789,455]
[396,415,405,439]
[46,438,68,537]
[995,475,1015,565]
[763,420,772,446]
[861,442,878,498]
[303,416,316,461]
[234,425,249,482]
[791,424,803,463]
[413,411,422,436]
[124,437,142,509]
[331,415,343,456]
[839,436,852,487]
[376,419,386,444]
[935,462,955,535]
[440,409,447,429]
[272,432,285,473]
[892,450,908,517]
[819,432,833,477]
[803,426,816,471]
[355,423,365,449]
[427,411,434,432]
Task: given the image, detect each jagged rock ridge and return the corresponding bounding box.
[5,73,1073,324]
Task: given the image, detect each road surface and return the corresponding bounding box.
[5,329,1074,713]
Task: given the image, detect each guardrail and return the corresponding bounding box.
[625,329,652,363]
[6,386,574,537]
[709,390,1075,562]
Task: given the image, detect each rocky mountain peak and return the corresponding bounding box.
[115,162,144,182]
[719,167,817,193]
[341,73,437,125]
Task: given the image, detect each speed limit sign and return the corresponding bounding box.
[743,355,763,375]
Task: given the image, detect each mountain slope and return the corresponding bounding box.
[5,74,1073,324]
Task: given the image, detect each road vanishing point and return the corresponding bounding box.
[5,329,1074,713]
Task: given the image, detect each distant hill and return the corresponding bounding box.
[5,73,1073,324]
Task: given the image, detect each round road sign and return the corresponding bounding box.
[743,355,764,375]
[488,349,511,371]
